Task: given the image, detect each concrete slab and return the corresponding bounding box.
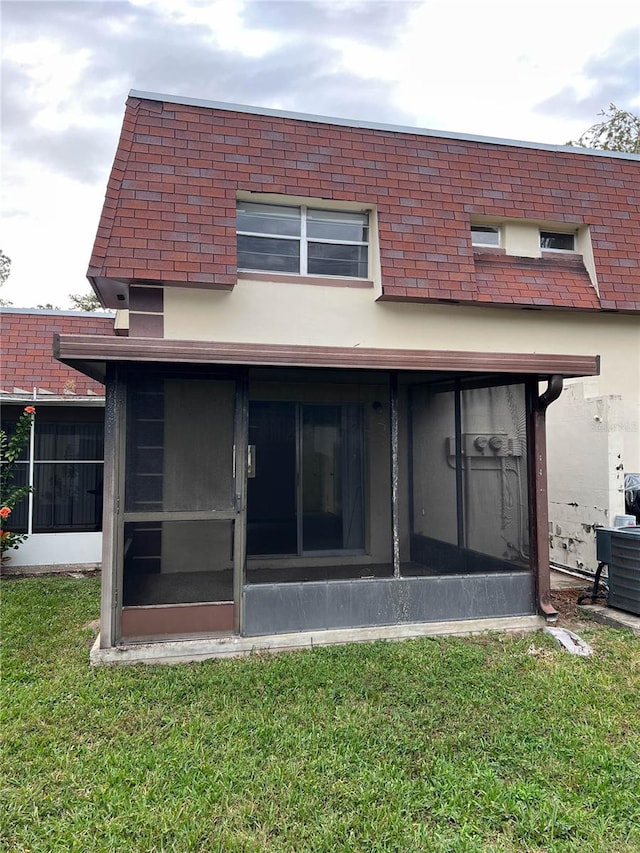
[91,614,544,666]
[550,568,591,591]
[1,562,100,576]
[577,604,640,635]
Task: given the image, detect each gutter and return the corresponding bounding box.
[534,375,564,620]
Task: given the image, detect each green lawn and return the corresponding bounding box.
[2,577,639,853]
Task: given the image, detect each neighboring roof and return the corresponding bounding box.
[88,92,640,313]
[0,309,115,400]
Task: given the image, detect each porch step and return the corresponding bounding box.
[91,614,544,666]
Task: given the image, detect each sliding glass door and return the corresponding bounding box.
[247,402,364,556]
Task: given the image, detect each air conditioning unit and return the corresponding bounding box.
[596,526,640,615]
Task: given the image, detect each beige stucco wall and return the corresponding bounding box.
[163,280,640,571]
[546,384,629,571]
[164,282,638,429]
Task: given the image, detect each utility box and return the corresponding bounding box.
[596,527,615,564]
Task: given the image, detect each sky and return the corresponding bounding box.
[1,0,639,310]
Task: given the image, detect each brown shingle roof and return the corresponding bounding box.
[473,253,601,310]
[88,95,640,313]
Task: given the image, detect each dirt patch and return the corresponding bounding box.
[551,585,602,630]
[1,568,101,580]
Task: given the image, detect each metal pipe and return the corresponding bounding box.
[532,374,563,621]
[26,392,36,536]
[454,381,465,548]
[390,373,400,578]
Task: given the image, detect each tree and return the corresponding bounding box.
[69,290,102,311]
[36,303,61,310]
[568,103,640,154]
[0,250,10,285]
[0,250,12,306]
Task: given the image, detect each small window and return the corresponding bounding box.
[237,203,369,278]
[471,225,501,247]
[540,231,575,251]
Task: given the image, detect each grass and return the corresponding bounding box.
[2,576,640,853]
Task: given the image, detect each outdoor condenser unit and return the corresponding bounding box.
[596,526,640,616]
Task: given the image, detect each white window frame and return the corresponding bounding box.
[4,414,104,535]
[539,230,576,252]
[237,203,370,278]
[471,224,501,247]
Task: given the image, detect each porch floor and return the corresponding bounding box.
[124,560,529,605]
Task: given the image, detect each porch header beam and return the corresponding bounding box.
[55,335,600,378]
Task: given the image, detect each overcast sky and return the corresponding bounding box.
[1,0,639,309]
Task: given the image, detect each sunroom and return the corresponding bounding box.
[56,336,597,660]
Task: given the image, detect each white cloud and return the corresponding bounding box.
[389,0,638,141]
[1,0,638,308]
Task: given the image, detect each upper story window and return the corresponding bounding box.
[471,225,501,247]
[540,230,576,252]
[237,203,369,278]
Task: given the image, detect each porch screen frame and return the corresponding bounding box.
[102,365,248,646]
[402,372,537,563]
[100,364,126,649]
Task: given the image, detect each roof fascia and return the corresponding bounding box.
[129,89,640,163]
[55,334,600,380]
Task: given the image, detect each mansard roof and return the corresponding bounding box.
[88,92,640,313]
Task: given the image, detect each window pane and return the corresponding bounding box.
[247,402,298,556]
[238,235,300,273]
[540,231,575,251]
[307,242,368,277]
[302,405,343,551]
[410,387,458,548]
[125,378,236,513]
[36,423,103,461]
[0,462,29,532]
[307,209,368,243]
[237,203,300,237]
[0,414,29,462]
[302,404,364,552]
[123,519,234,605]
[471,226,500,246]
[32,462,103,532]
[461,384,529,565]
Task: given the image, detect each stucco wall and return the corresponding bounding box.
[163,282,638,415]
[163,282,640,572]
[547,382,637,571]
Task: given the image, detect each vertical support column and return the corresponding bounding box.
[26,400,36,536]
[530,375,563,621]
[454,380,465,548]
[295,403,303,556]
[100,365,126,649]
[390,372,400,578]
[233,373,249,635]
